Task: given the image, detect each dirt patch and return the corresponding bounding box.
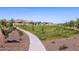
[42,35,79,51]
[0,30,30,51]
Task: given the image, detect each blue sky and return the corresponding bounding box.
[0,7,79,23]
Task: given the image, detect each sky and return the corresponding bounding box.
[0,7,79,23]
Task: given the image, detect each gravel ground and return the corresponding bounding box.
[0,30,29,51]
[42,35,79,51]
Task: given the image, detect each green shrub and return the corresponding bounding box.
[0,19,15,39]
[59,45,68,50]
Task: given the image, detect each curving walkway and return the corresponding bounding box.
[16,27,46,51]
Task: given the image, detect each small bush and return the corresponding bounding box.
[19,38,22,41]
[17,29,24,36]
[0,19,16,39]
[59,45,68,50]
[51,41,55,44]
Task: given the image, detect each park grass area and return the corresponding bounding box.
[17,24,79,40]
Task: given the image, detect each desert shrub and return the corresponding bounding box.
[0,19,16,39]
[51,41,55,44]
[1,29,9,39]
[17,29,24,36]
[59,45,68,50]
[19,38,22,41]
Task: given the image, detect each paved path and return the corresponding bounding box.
[16,27,46,51]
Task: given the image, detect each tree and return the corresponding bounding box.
[0,19,15,39]
[63,22,69,26]
[68,20,75,27]
[75,18,79,28]
[0,19,7,27]
[9,19,14,27]
[76,18,79,24]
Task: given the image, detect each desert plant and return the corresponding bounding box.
[17,29,24,36]
[59,45,68,50]
[51,41,55,44]
[0,19,16,39]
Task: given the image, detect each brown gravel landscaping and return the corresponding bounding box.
[42,34,79,51]
[0,30,30,51]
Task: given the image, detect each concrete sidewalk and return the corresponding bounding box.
[16,27,46,51]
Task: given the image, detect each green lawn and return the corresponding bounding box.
[17,24,79,40]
